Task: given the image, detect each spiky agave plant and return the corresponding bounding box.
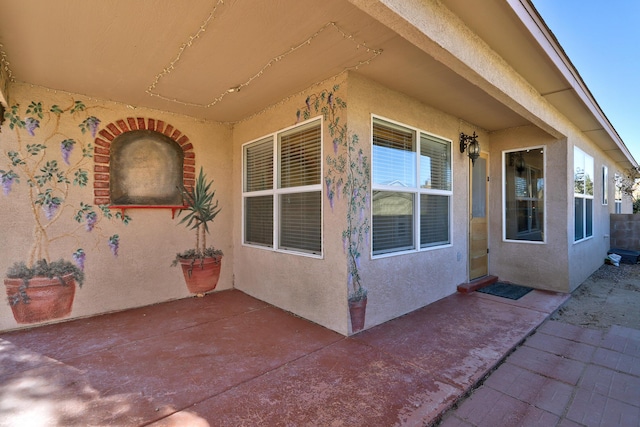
[173,167,222,265]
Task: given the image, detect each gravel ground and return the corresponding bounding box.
[550,262,640,330]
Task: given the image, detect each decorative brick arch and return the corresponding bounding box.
[93,117,195,206]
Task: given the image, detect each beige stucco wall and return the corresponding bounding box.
[0,83,234,332]
[232,72,478,334]
[567,133,616,290]
[489,124,624,293]
[348,73,472,327]
[231,75,350,335]
[488,125,569,291]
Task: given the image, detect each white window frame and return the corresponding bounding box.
[371,115,453,258]
[574,147,594,243]
[241,117,323,258]
[602,165,608,205]
[501,146,546,244]
[614,172,623,213]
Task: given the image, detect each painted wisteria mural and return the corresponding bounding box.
[298,85,371,331]
[1,99,130,324]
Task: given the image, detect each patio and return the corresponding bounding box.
[0,288,568,426]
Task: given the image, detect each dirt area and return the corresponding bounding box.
[551,262,640,330]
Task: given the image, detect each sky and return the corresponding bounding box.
[532,0,640,165]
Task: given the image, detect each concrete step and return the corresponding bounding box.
[457,275,499,294]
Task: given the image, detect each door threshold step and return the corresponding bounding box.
[457,275,498,294]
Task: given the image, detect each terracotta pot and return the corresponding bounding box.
[348,296,367,333]
[179,256,222,294]
[4,273,76,324]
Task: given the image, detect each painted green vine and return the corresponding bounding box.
[298,85,370,302]
[1,99,130,305]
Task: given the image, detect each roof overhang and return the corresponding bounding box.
[0,0,635,169]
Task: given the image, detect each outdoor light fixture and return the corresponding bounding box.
[460,132,480,166]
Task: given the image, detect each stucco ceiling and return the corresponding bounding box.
[1,0,635,170]
[0,0,532,131]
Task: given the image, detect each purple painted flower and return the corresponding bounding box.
[365,192,370,208]
[86,116,101,138]
[108,235,119,257]
[348,273,353,287]
[85,211,97,231]
[333,138,339,154]
[305,96,311,111]
[353,188,358,198]
[355,255,361,269]
[296,110,301,123]
[1,172,17,195]
[1,177,13,195]
[43,201,60,220]
[342,236,347,253]
[61,139,75,165]
[72,249,86,271]
[336,182,342,199]
[325,177,331,195]
[328,92,333,107]
[328,191,334,210]
[24,117,40,136]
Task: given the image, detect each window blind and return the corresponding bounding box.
[420,134,451,191]
[373,119,416,187]
[245,196,273,247]
[279,125,321,189]
[420,194,449,247]
[243,120,322,254]
[245,138,273,192]
[372,191,414,255]
[371,118,452,254]
[279,191,321,253]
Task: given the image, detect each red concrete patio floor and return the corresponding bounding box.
[439,321,640,427]
[0,288,569,426]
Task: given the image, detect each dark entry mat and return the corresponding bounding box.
[477,282,533,300]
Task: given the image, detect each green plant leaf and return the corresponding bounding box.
[73,169,88,187]
[70,100,86,114]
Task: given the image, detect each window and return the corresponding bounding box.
[372,117,451,255]
[602,166,608,205]
[614,172,623,213]
[503,148,545,242]
[574,147,594,241]
[242,119,322,255]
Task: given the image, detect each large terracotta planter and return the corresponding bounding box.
[4,273,76,324]
[349,296,367,333]
[179,256,222,294]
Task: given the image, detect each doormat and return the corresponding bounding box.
[477,282,533,300]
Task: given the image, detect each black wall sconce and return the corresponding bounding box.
[460,132,480,166]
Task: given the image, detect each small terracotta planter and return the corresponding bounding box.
[348,296,367,333]
[179,256,222,294]
[4,273,76,324]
